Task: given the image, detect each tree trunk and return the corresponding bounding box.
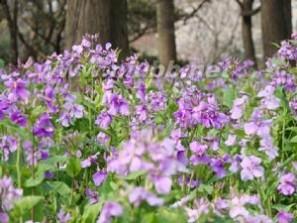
[110,0,129,59]
[65,0,129,58]
[65,0,111,49]
[157,0,177,67]
[0,0,19,65]
[241,0,256,63]
[261,0,292,59]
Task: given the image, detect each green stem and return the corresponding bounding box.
[16,147,21,188]
[281,117,286,162]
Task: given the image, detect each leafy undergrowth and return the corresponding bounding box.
[1,35,297,223]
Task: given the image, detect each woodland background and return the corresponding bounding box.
[0,0,296,67]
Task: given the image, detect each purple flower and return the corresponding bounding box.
[0,176,23,211]
[244,110,272,137]
[81,153,98,168]
[128,187,163,207]
[185,198,210,223]
[58,98,84,127]
[0,212,8,223]
[10,110,27,127]
[225,134,236,146]
[211,158,227,178]
[44,171,55,179]
[190,141,208,156]
[136,83,146,102]
[192,101,229,129]
[257,85,280,110]
[23,140,49,166]
[259,136,278,160]
[81,37,91,48]
[0,98,11,120]
[85,188,99,204]
[289,99,297,115]
[177,150,188,166]
[0,136,18,161]
[93,171,107,186]
[4,78,30,103]
[277,211,294,223]
[72,44,83,54]
[95,112,112,129]
[278,40,297,61]
[232,59,254,80]
[214,198,228,214]
[107,138,147,175]
[244,214,272,223]
[152,175,172,194]
[135,105,148,122]
[230,95,248,120]
[57,209,71,223]
[105,93,129,116]
[189,141,209,165]
[174,108,192,128]
[272,70,296,92]
[229,155,242,173]
[58,113,72,127]
[33,113,54,138]
[240,155,264,181]
[229,196,249,218]
[278,173,296,196]
[97,201,123,223]
[178,175,199,189]
[42,85,58,113]
[147,92,167,112]
[96,132,110,145]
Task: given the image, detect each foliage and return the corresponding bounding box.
[0,35,297,223]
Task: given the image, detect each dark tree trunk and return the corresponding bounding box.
[261,0,292,59]
[65,0,111,49]
[110,0,129,59]
[0,0,19,65]
[65,0,129,58]
[157,0,177,67]
[241,0,256,64]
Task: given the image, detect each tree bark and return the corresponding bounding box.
[261,0,292,59]
[156,0,177,67]
[65,0,111,49]
[241,0,256,63]
[110,0,129,59]
[65,0,129,58]
[0,0,19,65]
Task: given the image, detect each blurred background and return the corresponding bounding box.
[0,0,296,68]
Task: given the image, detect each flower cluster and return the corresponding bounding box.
[0,35,296,222]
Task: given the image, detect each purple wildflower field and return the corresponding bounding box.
[1,34,297,223]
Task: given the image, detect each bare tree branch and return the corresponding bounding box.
[242,5,261,16]
[234,0,243,9]
[181,0,212,24]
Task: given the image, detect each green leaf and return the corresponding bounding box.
[290,135,297,143]
[66,157,81,177]
[141,213,156,223]
[156,208,187,223]
[81,202,103,223]
[30,105,46,120]
[198,184,213,195]
[24,171,44,187]
[13,196,43,217]
[46,181,72,196]
[222,87,236,109]
[41,155,68,169]
[123,171,146,180]
[0,59,4,68]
